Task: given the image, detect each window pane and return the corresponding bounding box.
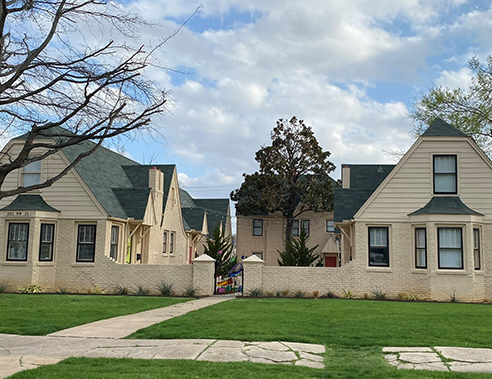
[7,223,29,261]
[370,228,387,247]
[416,229,425,248]
[326,220,335,232]
[301,220,310,236]
[417,248,426,267]
[440,249,462,268]
[439,228,461,248]
[474,229,479,249]
[78,244,94,260]
[79,226,95,243]
[23,173,41,186]
[434,156,456,173]
[39,244,52,260]
[23,161,41,173]
[435,174,456,193]
[292,220,299,237]
[41,224,53,243]
[253,219,263,236]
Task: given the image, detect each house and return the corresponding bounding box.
[334,118,492,301]
[236,210,339,266]
[0,128,231,291]
[180,188,232,260]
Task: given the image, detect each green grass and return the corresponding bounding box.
[129,298,492,348]
[8,298,492,378]
[0,294,190,335]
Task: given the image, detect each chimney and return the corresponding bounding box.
[342,165,350,189]
[148,167,164,193]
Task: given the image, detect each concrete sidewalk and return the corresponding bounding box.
[0,335,326,378]
[49,295,232,339]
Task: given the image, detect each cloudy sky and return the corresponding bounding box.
[117,0,492,200]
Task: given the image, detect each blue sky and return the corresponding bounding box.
[116,0,492,201]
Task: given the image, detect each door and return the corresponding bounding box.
[325,256,337,267]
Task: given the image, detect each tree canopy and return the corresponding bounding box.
[0,0,191,199]
[231,116,336,242]
[412,55,492,154]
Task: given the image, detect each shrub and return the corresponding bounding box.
[18,284,42,294]
[372,288,387,300]
[248,288,264,297]
[322,291,339,299]
[274,289,283,297]
[89,286,104,295]
[184,287,196,297]
[448,290,459,303]
[342,289,356,299]
[294,290,306,298]
[362,293,370,300]
[312,290,319,298]
[113,284,129,295]
[0,281,9,293]
[135,285,150,296]
[398,292,421,302]
[56,287,71,294]
[281,289,290,297]
[157,281,174,296]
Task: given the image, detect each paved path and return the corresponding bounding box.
[49,296,233,339]
[0,296,326,377]
[384,346,492,373]
[0,335,326,378]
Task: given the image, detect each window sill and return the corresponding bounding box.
[1,261,28,266]
[366,267,392,273]
[72,262,94,267]
[411,269,428,275]
[434,270,468,275]
[37,262,54,267]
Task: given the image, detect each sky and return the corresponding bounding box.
[113,0,492,202]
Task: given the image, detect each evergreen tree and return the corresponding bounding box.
[277,228,321,266]
[203,226,235,277]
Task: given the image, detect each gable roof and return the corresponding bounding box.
[195,198,229,238]
[422,117,468,137]
[409,197,483,216]
[0,194,60,212]
[180,188,230,237]
[334,164,395,222]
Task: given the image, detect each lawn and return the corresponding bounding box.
[0,294,190,335]
[8,297,492,378]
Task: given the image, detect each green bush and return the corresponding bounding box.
[248,288,264,297]
[135,285,150,296]
[113,284,129,295]
[18,284,42,294]
[342,289,356,299]
[184,287,196,297]
[157,281,174,296]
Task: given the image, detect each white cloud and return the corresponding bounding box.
[435,67,473,89]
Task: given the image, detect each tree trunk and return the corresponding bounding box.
[285,210,294,243]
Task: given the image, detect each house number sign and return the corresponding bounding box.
[6,211,31,216]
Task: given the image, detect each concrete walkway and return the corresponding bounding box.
[0,296,326,377]
[384,346,492,373]
[49,296,233,339]
[0,335,326,378]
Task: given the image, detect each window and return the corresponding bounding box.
[110,226,119,260]
[253,252,263,260]
[474,228,481,270]
[77,225,96,262]
[368,227,389,267]
[253,219,263,236]
[415,228,426,269]
[22,161,41,186]
[163,231,168,253]
[301,220,310,237]
[7,223,29,261]
[169,232,175,254]
[292,220,299,237]
[39,223,54,261]
[438,228,463,269]
[434,155,457,194]
[326,220,335,233]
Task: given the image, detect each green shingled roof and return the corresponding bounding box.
[181,208,206,231]
[112,188,151,220]
[422,117,468,137]
[180,188,196,208]
[1,195,59,212]
[334,165,395,222]
[194,199,229,238]
[409,197,483,216]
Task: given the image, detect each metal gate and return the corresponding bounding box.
[215,262,243,295]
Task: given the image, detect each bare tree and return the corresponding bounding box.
[0,0,188,199]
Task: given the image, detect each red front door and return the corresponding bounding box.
[325,256,337,267]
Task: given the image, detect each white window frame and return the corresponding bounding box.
[21,160,42,187]
[437,227,463,270]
